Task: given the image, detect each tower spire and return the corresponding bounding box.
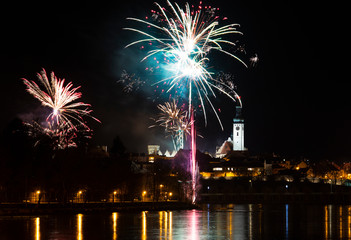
[233,106,245,151]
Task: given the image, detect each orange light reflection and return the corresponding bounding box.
[77,214,83,240]
[35,217,40,240]
[112,212,117,240]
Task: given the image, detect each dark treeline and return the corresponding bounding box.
[0,118,199,203]
[0,118,140,203]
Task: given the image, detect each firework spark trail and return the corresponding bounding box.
[126,1,247,204]
[25,121,80,150]
[150,99,193,151]
[249,53,259,67]
[23,69,100,131]
[23,69,99,149]
[125,0,246,128]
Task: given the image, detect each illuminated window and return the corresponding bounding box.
[213,167,223,171]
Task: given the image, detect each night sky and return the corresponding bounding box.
[1,0,347,159]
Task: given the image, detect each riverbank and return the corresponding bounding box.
[0,201,196,216]
[199,192,351,204]
[3,191,351,216]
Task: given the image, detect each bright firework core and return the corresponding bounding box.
[125,0,245,129]
[171,57,205,80]
[125,1,247,203]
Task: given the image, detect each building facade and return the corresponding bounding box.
[233,106,245,151]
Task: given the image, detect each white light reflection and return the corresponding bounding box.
[190,210,199,240]
[169,212,173,240]
[233,205,245,239]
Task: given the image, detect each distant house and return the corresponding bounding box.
[201,150,263,180]
[215,138,233,158]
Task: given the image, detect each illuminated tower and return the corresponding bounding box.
[233,106,245,151]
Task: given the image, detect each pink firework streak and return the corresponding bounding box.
[190,106,197,204]
[125,1,248,204]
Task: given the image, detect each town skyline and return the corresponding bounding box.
[1,0,346,160]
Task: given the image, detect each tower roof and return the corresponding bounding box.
[233,106,244,123]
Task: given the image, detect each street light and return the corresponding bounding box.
[113,191,117,203]
[36,190,41,203]
[142,191,147,201]
[77,191,83,203]
[159,185,164,201]
[168,192,173,201]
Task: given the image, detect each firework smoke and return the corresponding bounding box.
[118,70,145,93]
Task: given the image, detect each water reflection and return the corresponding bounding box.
[249,204,253,240]
[285,204,288,240]
[157,211,173,240]
[228,210,232,239]
[325,205,329,239]
[322,205,351,240]
[35,217,40,240]
[339,206,343,239]
[142,211,147,240]
[77,214,83,240]
[159,211,162,239]
[112,212,117,240]
[169,212,173,240]
[190,209,199,240]
[6,204,351,240]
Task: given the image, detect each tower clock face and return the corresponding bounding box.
[236,126,240,131]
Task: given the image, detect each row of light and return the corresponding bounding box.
[34,188,173,199]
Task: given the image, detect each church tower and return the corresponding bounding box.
[233,106,245,151]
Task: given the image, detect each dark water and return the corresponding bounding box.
[0,204,350,240]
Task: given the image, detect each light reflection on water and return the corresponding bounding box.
[35,217,40,240]
[113,212,117,240]
[142,211,146,240]
[2,204,351,239]
[77,213,83,240]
